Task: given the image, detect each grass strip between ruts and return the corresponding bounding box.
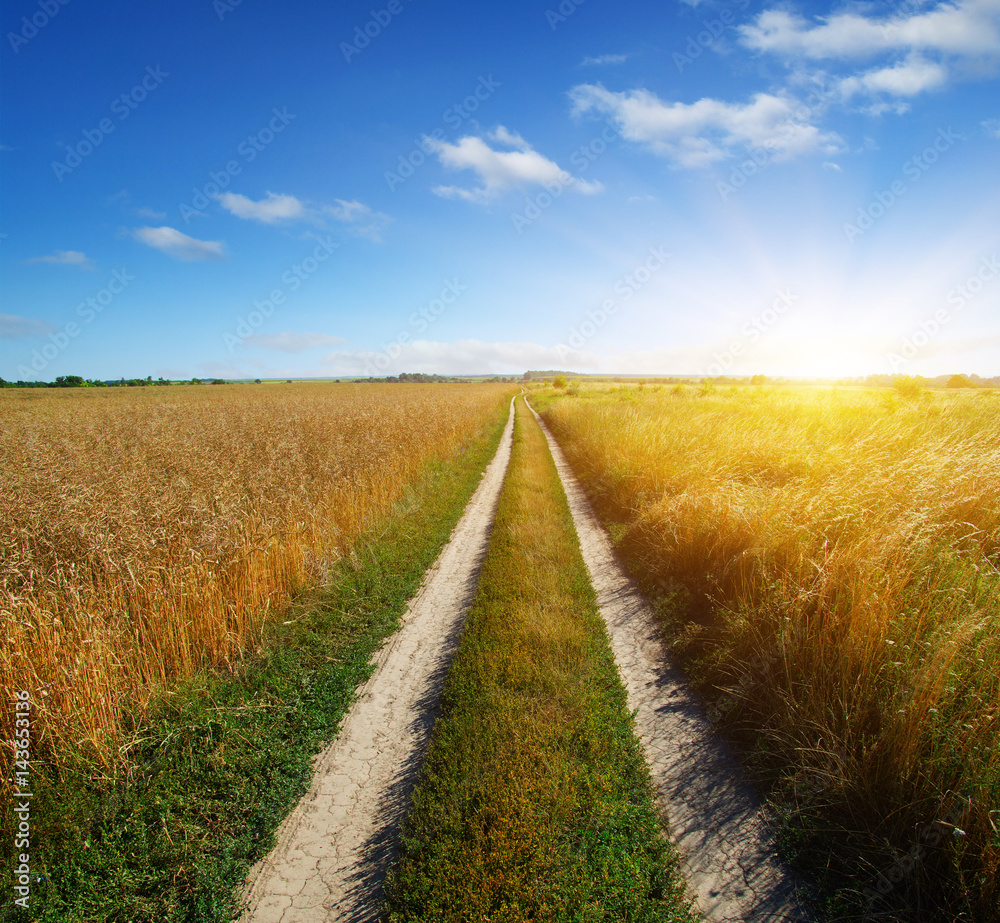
[384,396,696,923]
[1,394,512,923]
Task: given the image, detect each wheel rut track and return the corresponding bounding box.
[526,398,813,923]
[239,399,516,923]
[242,395,812,922]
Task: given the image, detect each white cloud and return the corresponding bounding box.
[326,199,370,222]
[627,194,659,203]
[425,127,603,203]
[859,99,914,116]
[582,53,629,65]
[25,249,93,268]
[739,0,1000,60]
[136,207,166,219]
[840,55,949,98]
[0,312,56,340]
[134,226,225,261]
[822,161,843,172]
[243,331,347,353]
[571,84,841,166]
[195,360,250,378]
[217,191,307,223]
[321,338,601,376]
[217,192,391,241]
[983,117,1000,137]
[322,199,393,241]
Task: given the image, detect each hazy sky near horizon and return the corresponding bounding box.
[2,0,999,380]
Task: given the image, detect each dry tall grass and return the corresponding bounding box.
[542,384,999,919]
[1,382,509,778]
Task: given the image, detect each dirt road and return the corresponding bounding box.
[239,399,515,923]
[242,394,811,922]
[527,400,812,923]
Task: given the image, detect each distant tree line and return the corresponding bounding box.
[368,373,521,383]
[522,370,579,381]
[0,375,228,388]
[849,373,999,390]
[366,372,451,383]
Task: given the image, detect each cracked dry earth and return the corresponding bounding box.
[527,400,813,923]
[240,399,516,923]
[241,395,813,923]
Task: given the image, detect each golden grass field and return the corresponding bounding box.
[0,382,509,779]
[541,383,998,918]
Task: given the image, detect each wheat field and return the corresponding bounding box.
[541,383,999,918]
[0,382,509,779]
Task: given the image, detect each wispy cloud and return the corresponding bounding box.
[425,127,603,204]
[582,53,628,65]
[243,331,347,353]
[571,84,841,167]
[25,249,94,269]
[983,118,1000,138]
[217,191,307,223]
[195,360,251,378]
[321,338,601,376]
[322,199,392,241]
[134,226,225,261]
[136,206,167,219]
[216,191,391,240]
[0,312,57,340]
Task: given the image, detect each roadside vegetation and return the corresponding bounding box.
[385,398,695,923]
[536,383,999,922]
[0,383,512,923]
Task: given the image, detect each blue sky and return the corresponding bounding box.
[2,0,998,380]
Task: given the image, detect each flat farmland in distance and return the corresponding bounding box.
[538,382,999,921]
[0,382,510,776]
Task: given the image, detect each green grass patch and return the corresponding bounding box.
[1,396,512,923]
[384,398,695,923]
